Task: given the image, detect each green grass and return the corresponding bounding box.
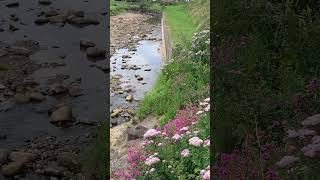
[137,58,209,125]
[111,0,162,16]
[80,122,108,179]
[164,4,197,47]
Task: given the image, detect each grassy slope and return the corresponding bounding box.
[164,5,197,46]
[111,0,162,16]
[137,2,209,125]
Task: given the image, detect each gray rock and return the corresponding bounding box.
[0,49,8,57]
[48,15,67,24]
[302,143,320,157]
[68,86,83,97]
[29,92,46,102]
[50,106,72,123]
[126,125,148,140]
[0,149,9,165]
[125,94,133,102]
[2,152,37,175]
[86,47,106,58]
[69,18,99,26]
[0,83,6,90]
[57,152,80,170]
[38,0,52,5]
[14,94,30,104]
[9,24,19,31]
[35,18,49,25]
[302,114,320,126]
[6,2,19,8]
[276,155,299,168]
[48,84,68,95]
[80,40,95,48]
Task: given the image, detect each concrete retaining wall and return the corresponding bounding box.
[161,12,173,61]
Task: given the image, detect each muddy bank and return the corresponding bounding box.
[0,0,107,179]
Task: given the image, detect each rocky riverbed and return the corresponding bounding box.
[110,12,164,177]
[0,0,107,179]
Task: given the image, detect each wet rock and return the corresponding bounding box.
[89,64,109,73]
[276,155,299,168]
[86,47,106,58]
[111,120,117,126]
[301,143,320,157]
[111,109,122,118]
[67,10,85,18]
[135,75,143,81]
[9,24,19,32]
[302,114,320,127]
[126,125,148,140]
[6,2,19,8]
[44,165,65,176]
[0,83,6,90]
[68,86,83,97]
[35,18,49,25]
[29,92,46,102]
[69,18,99,26]
[2,152,37,176]
[57,152,80,171]
[14,94,30,104]
[45,11,59,18]
[2,161,24,176]
[0,149,8,165]
[48,15,67,24]
[122,54,131,59]
[0,49,8,57]
[48,84,68,95]
[80,40,95,48]
[125,94,133,102]
[144,68,151,71]
[38,0,52,5]
[77,118,96,126]
[50,105,73,123]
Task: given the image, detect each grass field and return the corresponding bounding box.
[163,5,197,46]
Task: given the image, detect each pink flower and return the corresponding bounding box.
[200,170,206,176]
[202,170,210,180]
[204,139,210,147]
[145,156,160,166]
[143,129,161,138]
[204,104,210,112]
[181,149,190,157]
[204,98,210,102]
[196,111,203,115]
[189,137,203,146]
[172,134,181,141]
[157,143,163,147]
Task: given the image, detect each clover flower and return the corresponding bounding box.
[189,137,203,146]
[145,156,160,166]
[143,129,161,138]
[181,149,190,157]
